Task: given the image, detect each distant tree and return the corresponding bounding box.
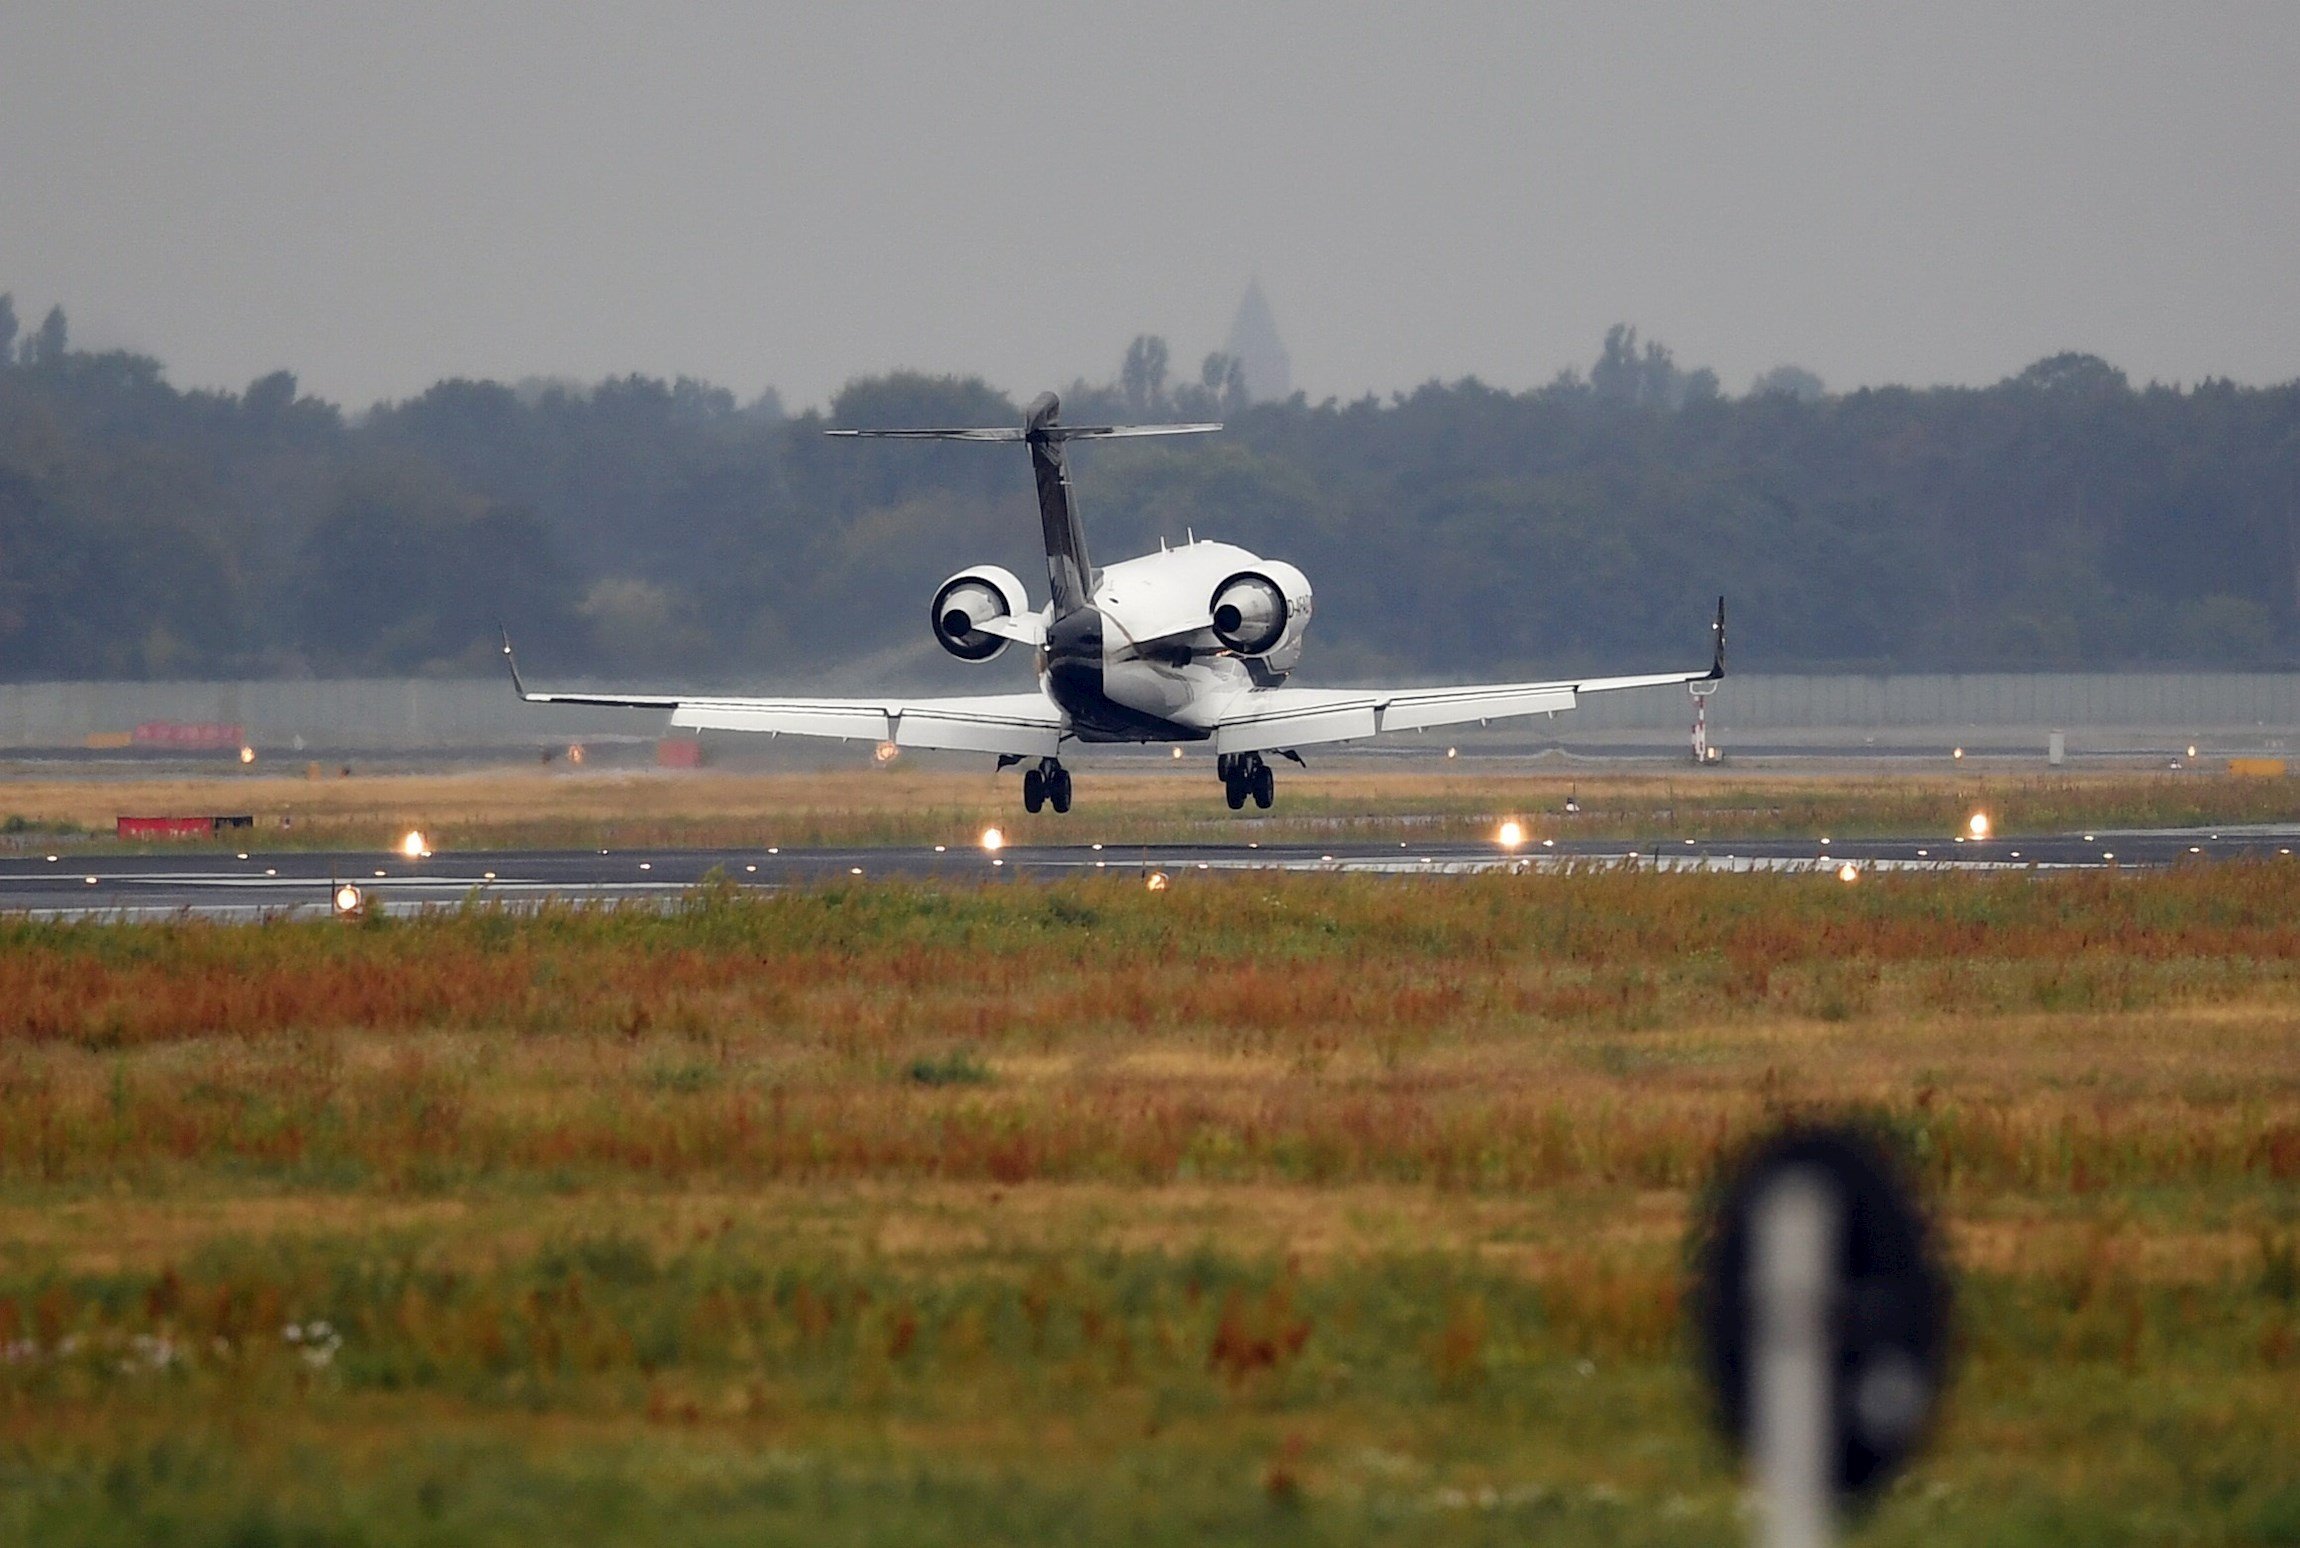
[1121,335,1169,416]
[0,295,15,365]
[2012,352,2128,397]
[828,371,1012,430]
[1590,324,1700,408]
[23,305,66,366]
[1750,364,1825,401]
[1201,351,1249,416]
[1590,324,1644,404]
[243,370,297,421]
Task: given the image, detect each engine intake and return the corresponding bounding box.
[1210,573,1290,656]
[930,565,1031,662]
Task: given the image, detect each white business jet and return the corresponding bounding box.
[503,392,1723,812]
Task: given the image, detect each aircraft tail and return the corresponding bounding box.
[829,394,1217,616]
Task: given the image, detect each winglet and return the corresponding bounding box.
[499,623,531,699]
[1707,596,1727,681]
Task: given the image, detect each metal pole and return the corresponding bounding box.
[1750,1168,1837,1548]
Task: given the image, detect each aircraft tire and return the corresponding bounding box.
[1251,764,1274,809]
[1224,776,1247,810]
[1023,768,1046,813]
[1050,768,1072,813]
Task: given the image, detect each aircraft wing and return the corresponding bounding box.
[502,635,1064,757]
[1213,600,1724,755]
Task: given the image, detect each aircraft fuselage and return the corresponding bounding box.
[1044,540,1291,742]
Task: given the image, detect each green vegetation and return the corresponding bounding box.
[3,296,2296,680]
[0,868,2293,1542]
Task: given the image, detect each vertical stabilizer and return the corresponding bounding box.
[824,402,1218,621]
[1023,393,1093,615]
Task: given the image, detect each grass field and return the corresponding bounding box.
[3,762,2297,852]
[0,864,2294,1544]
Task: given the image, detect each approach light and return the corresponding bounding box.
[873,741,899,764]
[400,830,428,859]
[1146,871,1169,891]
[1952,747,1964,760]
[1967,812,1991,840]
[1497,819,1526,849]
[2187,745,2198,759]
[332,883,364,918]
[1171,747,1183,760]
[980,826,1005,853]
[238,745,255,765]
[1447,747,1458,759]
[1837,861,1861,883]
[567,744,586,765]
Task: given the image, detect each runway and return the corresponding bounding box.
[3,825,2297,919]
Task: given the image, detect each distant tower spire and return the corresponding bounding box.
[1224,279,1292,403]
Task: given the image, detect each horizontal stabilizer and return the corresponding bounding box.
[826,423,1218,443]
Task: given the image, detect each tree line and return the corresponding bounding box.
[2,295,2295,683]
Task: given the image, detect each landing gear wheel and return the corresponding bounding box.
[1022,767,1045,813]
[1049,766,1073,814]
[1224,778,1246,810]
[1250,762,1275,809]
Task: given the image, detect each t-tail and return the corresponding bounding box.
[827,393,1218,617]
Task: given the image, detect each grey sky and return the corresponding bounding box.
[5,3,2295,411]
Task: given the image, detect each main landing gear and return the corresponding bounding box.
[1219,751,1274,811]
[1021,757,1072,814]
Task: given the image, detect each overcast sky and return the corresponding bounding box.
[5,3,2296,411]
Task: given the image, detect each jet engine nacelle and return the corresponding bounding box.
[931,564,1032,662]
[1210,560,1313,671]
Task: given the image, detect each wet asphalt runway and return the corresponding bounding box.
[3,826,2298,919]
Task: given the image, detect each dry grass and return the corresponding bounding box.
[0,868,2294,1543]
